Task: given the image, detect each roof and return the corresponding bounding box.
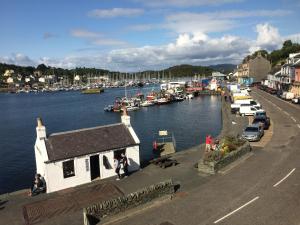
[45,123,137,162]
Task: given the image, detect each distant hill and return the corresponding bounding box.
[208,64,236,74]
[161,64,214,77]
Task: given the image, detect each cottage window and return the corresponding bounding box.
[63,160,75,178]
[103,155,111,169]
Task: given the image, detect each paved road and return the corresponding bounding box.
[111,88,300,225]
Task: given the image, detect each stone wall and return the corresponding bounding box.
[83,179,174,225]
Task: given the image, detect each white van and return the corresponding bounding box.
[231,100,261,114]
[240,105,265,116]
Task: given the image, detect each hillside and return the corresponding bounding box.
[243,40,300,67]
[208,64,236,74]
[162,64,214,77]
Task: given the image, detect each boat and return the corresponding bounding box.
[141,100,155,107]
[175,96,184,101]
[104,105,114,112]
[126,106,140,111]
[81,88,104,94]
[157,98,169,105]
[186,94,194,100]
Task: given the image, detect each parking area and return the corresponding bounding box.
[248,116,273,147]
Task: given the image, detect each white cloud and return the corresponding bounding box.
[0,53,36,67]
[107,33,250,71]
[71,29,127,47]
[252,23,283,52]
[133,0,242,7]
[88,8,144,18]
[2,24,300,72]
[164,12,235,34]
[71,29,102,38]
[129,9,292,34]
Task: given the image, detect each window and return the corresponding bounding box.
[63,160,75,178]
[85,159,89,172]
[103,155,111,169]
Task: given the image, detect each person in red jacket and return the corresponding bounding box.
[205,135,212,152]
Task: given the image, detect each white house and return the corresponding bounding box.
[34,111,140,193]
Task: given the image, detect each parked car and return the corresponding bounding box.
[239,105,264,116]
[254,111,267,117]
[252,115,270,130]
[242,124,264,141]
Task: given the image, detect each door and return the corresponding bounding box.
[90,155,100,180]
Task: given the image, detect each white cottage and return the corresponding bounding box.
[34,112,140,193]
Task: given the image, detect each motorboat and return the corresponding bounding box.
[141,100,155,107]
[157,98,169,105]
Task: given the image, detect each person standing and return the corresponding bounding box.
[114,158,121,180]
[120,153,129,177]
[205,135,212,152]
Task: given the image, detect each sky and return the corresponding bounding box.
[0,0,300,72]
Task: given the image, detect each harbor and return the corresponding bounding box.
[0,85,222,194]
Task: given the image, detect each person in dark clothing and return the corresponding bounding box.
[30,174,44,196]
[120,153,129,177]
[114,158,121,180]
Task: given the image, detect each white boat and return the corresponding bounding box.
[141,101,155,107]
[157,98,169,105]
[126,106,140,111]
[186,94,194,100]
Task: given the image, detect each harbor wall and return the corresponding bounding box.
[83,179,175,225]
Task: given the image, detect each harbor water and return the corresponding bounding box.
[0,86,222,194]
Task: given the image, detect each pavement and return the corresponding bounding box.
[2,90,299,225]
[105,88,300,225]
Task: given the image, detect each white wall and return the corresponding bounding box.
[126,146,140,172]
[44,145,140,193]
[34,137,49,177]
[99,151,115,179]
[45,155,91,193]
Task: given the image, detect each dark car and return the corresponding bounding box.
[252,115,270,130]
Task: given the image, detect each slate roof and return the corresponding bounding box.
[45,123,137,162]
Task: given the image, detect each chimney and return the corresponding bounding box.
[121,107,131,127]
[36,117,46,140]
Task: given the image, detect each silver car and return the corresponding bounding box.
[242,124,264,141]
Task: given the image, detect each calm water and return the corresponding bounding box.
[0,86,221,194]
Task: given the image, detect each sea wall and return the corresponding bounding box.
[83,179,175,225]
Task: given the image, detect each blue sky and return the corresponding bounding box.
[0,0,300,71]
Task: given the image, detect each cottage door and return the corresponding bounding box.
[90,155,100,180]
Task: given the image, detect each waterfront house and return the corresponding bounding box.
[34,111,140,193]
[290,58,300,97]
[237,52,271,82]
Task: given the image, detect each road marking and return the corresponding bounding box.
[284,111,290,116]
[291,117,297,122]
[273,168,296,187]
[297,124,300,129]
[214,196,260,224]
